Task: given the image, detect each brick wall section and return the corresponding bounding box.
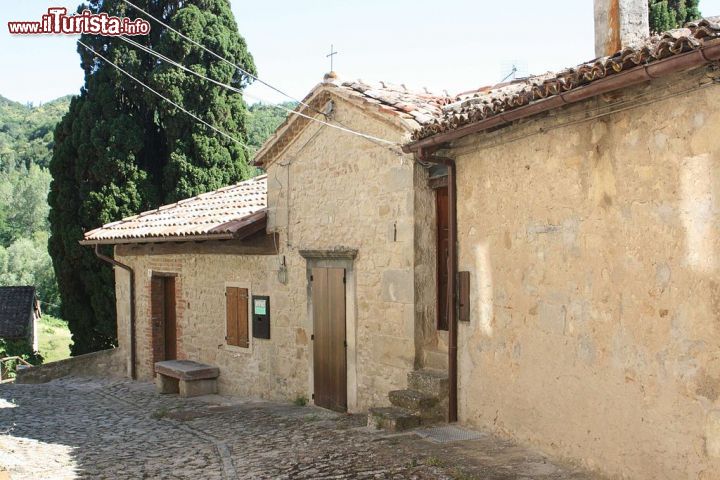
[138,259,184,376]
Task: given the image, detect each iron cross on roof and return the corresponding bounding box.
[326,44,338,72]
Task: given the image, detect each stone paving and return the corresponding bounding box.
[0,377,602,479]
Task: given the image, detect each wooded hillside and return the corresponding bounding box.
[0,95,71,316]
[0,92,291,346]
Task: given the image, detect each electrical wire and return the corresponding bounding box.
[119,1,404,153]
[77,39,254,152]
[117,35,399,147]
[122,0,321,115]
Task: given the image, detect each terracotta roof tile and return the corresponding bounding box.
[413,16,720,140]
[82,175,267,244]
[338,80,452,130]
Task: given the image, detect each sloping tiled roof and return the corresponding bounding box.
[337,80,451,129]
[0,286,36,339]
[253,80,451,167]
[82,175,267,244]
[413,17,720,140]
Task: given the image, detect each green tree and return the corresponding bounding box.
[0,95,71,171]
[48,0,256,354]
[649,0,702,33]
[0,165,52,243]
[246,102,297,153]
[0,234,60,316]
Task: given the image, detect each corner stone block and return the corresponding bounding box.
[179,378,218,398]
[381,270,414,303]
[706,410,720,458]
[384,167,413,192]
[155,374,179,394]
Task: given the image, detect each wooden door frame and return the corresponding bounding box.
[300,249,357,413]
[150,271,179,367]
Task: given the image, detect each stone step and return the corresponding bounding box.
[407,369,449,398]
[423,348,448,370]
[388,389,438,411]
[367,406,421,432]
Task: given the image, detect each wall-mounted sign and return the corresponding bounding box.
[252,296,270,339]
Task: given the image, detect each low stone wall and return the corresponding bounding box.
[16,348,126,384]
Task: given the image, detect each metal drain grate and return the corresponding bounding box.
[415,425,486,443]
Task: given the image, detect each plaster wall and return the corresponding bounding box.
[454,67,720,479]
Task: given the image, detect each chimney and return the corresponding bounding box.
[594,0,649,58]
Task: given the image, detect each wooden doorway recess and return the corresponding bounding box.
[311,267,347,412]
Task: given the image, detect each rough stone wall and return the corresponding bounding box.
[454,67,720,479]
[113,93,433,411]
[16,348,125,384]
[265,96,426,409]
[114,252,303,400]
[413,167,439,366]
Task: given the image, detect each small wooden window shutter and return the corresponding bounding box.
[226,287,249,348]
[237,288,249,348]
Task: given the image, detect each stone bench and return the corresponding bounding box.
[154,360,219,398]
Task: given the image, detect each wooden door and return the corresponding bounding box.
[163,277,177,360]
[151,275,177,364]
[436,187,450,331]
[312,267,347,412]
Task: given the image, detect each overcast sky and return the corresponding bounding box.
[2,1,720,105]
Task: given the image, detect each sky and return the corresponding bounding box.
[1,1,720,105]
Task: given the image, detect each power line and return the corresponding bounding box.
[122,0,318,114]
[118,35,398,146]
[120,1,402,154]
[77,39,253,152]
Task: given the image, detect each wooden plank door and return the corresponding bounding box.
[436,186,450,330]
[312,267,347,412]
[151,275,177,364]
[163,277,177,360]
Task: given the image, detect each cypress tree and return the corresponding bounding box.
[649,0,702,33]
[48,0,256,354]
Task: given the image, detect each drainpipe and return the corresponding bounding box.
[418,148,458,423]
[93,244,136,380]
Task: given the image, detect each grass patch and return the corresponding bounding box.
[151,407,170,420]
[293,395,308,407]
[37,315,72,363]
[424,456,444,467]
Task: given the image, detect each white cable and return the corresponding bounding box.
[122,0,316,112]
[77,40,253,152]
[118,35,399,146]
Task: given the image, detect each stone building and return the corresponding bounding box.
[81,1,720,478]
[81,81,450,414]
[0,286,40,352]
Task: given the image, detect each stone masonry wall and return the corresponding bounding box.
[114,92,434,411]
[16,348,125,384]
[453,66,720,479]
[265,95,429,410]
[114,252,302,400]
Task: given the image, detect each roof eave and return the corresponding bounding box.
[404,38,720,154]
[80,210,268,247]
[253,84,418,169]
[253,82,332,168]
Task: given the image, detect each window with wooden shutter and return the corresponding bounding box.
[226,287,249,348]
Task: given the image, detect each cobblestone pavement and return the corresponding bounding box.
[0,378,601,479]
